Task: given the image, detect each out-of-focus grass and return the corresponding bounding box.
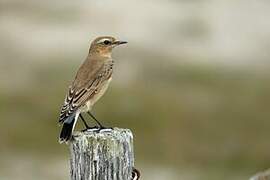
[0,54,270,180]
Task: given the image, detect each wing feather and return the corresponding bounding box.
[59,60,113,124]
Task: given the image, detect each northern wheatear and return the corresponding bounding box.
[59,36,127,143]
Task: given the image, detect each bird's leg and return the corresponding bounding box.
[87,112,113,131]
[80,114,99,132]
[87,111,105,129]
[79,114,90,129]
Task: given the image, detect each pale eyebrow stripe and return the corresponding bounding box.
[96,38,110,44]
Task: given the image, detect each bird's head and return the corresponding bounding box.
[89,36,127,57]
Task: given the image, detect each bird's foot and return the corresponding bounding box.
[97,126,113,132]
[82,126,99,132]
[81,126,113,133]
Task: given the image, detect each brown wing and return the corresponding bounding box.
[59,60,113,123]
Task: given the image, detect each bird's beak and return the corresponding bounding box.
[114,40,128,45]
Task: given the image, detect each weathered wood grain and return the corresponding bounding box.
[70,128,134,180]
[250,169,270,180]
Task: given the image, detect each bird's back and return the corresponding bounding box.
[59,55,113,123]
[72,55,105,91]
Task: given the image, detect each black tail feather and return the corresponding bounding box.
[59,114,76,143]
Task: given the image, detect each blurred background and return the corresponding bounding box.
[1,0,270,179]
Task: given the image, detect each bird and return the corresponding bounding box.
[58,36,127,143]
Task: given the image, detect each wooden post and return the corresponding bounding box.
[250,169,270,180]
[69,128,134,180]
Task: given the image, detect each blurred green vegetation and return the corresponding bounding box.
[1,52,270,179]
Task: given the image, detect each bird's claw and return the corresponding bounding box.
[82,126,99,132]
[97,126,113,132]
[82,126,113,133]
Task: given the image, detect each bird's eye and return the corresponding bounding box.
[103,40,111,45]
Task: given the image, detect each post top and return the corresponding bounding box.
[69,127,135,180]
[72,127,133,141]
